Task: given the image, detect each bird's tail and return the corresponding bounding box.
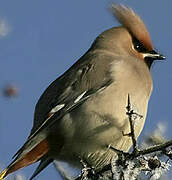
[0,138,49,180]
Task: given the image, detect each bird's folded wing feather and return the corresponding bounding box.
[13,51,115,159]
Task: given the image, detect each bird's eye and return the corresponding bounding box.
[133,37,147,53]
[135,44,140,49]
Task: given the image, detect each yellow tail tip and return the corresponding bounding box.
[0,169,7,180]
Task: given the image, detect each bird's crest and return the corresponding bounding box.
[111,4,153,51]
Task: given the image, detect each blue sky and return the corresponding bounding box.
[0,0,172,179]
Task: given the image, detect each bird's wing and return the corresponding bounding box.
[13,50,115,158]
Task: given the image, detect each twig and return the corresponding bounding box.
[107,145,129,157]
[108,140,172,160]
[126,94,141,154]
[135,140,172,158]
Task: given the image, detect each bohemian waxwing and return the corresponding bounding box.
[0,4,165,180]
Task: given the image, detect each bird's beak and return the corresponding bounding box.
[143,50,166,60]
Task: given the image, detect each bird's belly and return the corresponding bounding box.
[56,84,149,169]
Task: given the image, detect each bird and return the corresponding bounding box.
[0,4,165,180]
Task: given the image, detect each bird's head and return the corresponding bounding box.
[92,4,165,68]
